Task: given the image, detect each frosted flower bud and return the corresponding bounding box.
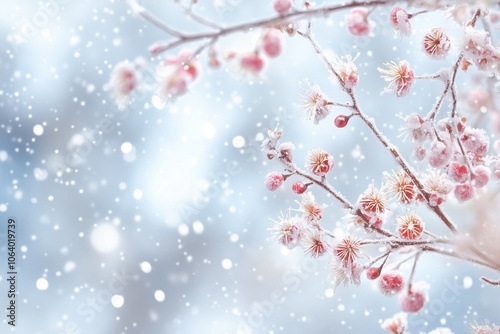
[378,60,415,97]
[110,61,140,109]
[306,148,334,176]
[240,53,264,75]
[422,28,451,59]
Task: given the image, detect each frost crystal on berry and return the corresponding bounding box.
[265,171,284,191]
[399,281,429,313]
[384,170,416,204]
[303,231,328,257]
[298,191,324,222]
[428,139,453,168]
[306,148,334,176]
[378,60,415,97]
[359,184,387,216]
[390,7,411,36]
[423,28,451,59]
[454,182,475,202]
[472,165,490,188]
[335,236,362,266]
[424,171,453,206]
[379,271,405,296]
[301,83,331,124]
[346,8,373,37]
[397,213,425,240]
[270,212,304,249]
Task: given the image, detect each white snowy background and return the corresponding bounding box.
[0,0,498,333]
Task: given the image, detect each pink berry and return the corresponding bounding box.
[334,115,349,128]
[428,140,453,168]
[262,30,282,58]
[346,8,371,36]
[447,161,469,183]
[366,267,380,280]
[399,289,426,313]
[292,181,307,194]
[265,172,284,191]
[240,54,264,75]
[379,271,404,296]
[454,182,475,202]
[472,165,490,188]
[273,0,292,14]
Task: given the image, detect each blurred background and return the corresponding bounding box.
[0,0,499,333]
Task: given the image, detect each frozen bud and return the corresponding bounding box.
[273,0,292,14]
[262,30,282,58]
[265,172,284,191]
[110,61,139,109]
[271,213,304,249]
[333,54,359,89]
[454,182,475,202]
[306,148,334,176]
[472,165,490,188]
[163,49,199,80]
[399,281,429,313]
[422,28,451,59]
[292,181,308,194]
[299,191,324,222]
[301,82,331,124]
[240,53,264,75]
[277,141,295,163]
[428,139,453,168]
[346,8,372,37]
[378,60,415,97]
[379,271,405,296]
[397,213,424,240]
[366,267,381,280]
[447,161,470,183]
[390,7,411,36]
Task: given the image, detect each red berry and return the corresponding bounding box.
[265,172,284,191]
[334,115,349,128]
[292,181,307,194]
[378,271,404,296]
[366,267,380,280]
[399,289,426,313]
